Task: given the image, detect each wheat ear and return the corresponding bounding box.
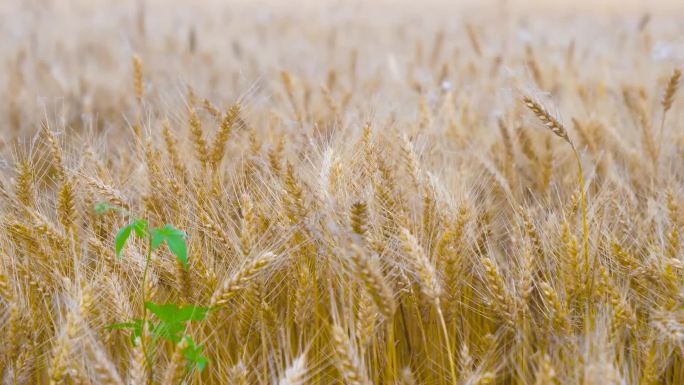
[523,95,590,303]
[209,252,276,307]
[278,355,307,385]
[132,55,143,104]
[330,324,371,385]
[348,245,396,320]
[662,68,681,114]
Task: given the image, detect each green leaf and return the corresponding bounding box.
[132,219,149,238]
[115,219,148,257]
[144,302,211,343]
[144,302,211,324]
[150,224,189,269]
[94,201,120,214]
[106,321,138,330]
[106,319,150,344]
[167,236,188,269]
[175,304,211,321]
[151,320,185,343]
[182,336,209,371]
[115,225,132,257]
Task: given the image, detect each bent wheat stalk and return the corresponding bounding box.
[523,96,590,300]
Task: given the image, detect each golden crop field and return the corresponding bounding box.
[0,0,683,384]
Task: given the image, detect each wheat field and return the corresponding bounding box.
[0,0,683,384]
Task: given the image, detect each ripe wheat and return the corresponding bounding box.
[0,1,683,384]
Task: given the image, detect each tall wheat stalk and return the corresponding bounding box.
[523,96,590,299]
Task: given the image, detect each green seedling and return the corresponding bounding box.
[96,201,210,375]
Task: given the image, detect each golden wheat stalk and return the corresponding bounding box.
[522,95,590,303]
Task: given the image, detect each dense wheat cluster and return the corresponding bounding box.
[1,0,684,384]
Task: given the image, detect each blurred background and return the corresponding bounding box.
[0,0,682,147]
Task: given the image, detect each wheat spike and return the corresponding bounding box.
[162,337,189,385]
[210,252,276,307]
[522,96,570,143]
[348,245,396,320]
[350,201,369,238]
[662,68,681,113]
[400,228,442,302]
[189,107,209,164]
[278,355,307,385]
[86,343,125,385]
[43,126,65,181]
[331,324,370,385]
[210,103,238,167]
[129,338,148,385]
[132,54,143,103]
[57,176,77,230]
[14,160,34,208]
